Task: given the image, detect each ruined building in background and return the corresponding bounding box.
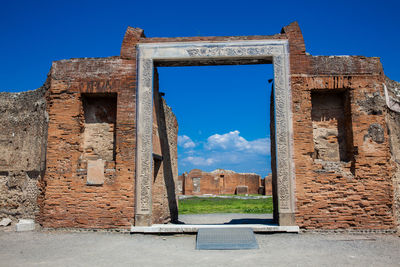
[263,174,273,196]
[0,22,399,233]
[177,169,264,195]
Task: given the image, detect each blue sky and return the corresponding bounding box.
[1,0,399,177]
[159,65,273,176]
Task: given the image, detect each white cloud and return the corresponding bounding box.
[178,135,196,149]
[182,156,216,166]
[205,130,270,155]
[178,130,271,176]
[247,137,270,155]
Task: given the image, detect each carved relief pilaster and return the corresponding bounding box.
[135,57,154,225]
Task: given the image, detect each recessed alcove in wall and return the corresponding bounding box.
[311,90,354,162]
[82,94,117,162]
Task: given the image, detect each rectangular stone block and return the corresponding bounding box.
[16,219,35,231]
[87,159,105,185]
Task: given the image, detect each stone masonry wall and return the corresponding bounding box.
[151,69,179,224]
[0,84,48,223]
[180,169,261,195]
[385,76,400,233]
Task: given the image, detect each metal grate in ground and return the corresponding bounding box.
[196,227,259,250]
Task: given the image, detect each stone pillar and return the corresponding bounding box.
[135,58,154,226]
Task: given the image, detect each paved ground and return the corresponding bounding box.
[0,230,399,267]
[178,213,274,225]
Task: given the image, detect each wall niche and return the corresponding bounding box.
[311,90,354,162]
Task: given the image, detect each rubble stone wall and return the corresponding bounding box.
[151,69,179,224]
[0,85,48,223]
[385,77,400,233]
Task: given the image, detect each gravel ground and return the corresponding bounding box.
[0,230,399,267]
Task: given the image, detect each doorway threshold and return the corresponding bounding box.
[130,224,299,234]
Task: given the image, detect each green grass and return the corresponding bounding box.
[178,197,273,214]
[220,194,264,197]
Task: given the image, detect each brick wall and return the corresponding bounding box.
[39,57,137,229]
[179,169,261,195]
[283,22,395,229]
[264,174,273,196]
[40,55,179,227]
[292,74,394,229]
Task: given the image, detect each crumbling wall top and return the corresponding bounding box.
[310,56,383,76]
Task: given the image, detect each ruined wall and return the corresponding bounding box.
[151,69,179,224]
[39,57,138,229]
[135,22,397,230]
[181,169,261,195]
[162,98,179,221]
[291,61,394,230]
[284,22,395,230]
[40,52,179,227]
[0,85,48,223]
[263,174,273,196]
[177,172,185,195]
[2,22,397,231]
[385,76,400,233]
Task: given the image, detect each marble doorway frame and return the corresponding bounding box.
[135,40,296,226]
